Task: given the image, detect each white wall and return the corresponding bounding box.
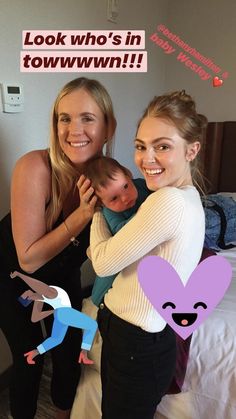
[163,0,236,121]
[0,0,168,218]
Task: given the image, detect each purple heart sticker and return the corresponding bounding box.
[137,255,232,339]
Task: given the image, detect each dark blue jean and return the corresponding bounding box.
[98,304,176,419]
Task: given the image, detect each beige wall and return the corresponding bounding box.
[0,0,168,219]
[164,0,236,120]
[1,0,235,219]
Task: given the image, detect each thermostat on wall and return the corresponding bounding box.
[1,83,24,113]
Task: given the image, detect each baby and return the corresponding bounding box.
[84,156,151,306]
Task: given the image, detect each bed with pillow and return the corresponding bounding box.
[71,122,236,419]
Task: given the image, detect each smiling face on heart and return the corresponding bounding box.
[171,312,197,327]
[137,255,232,339]
[162,300,207,327]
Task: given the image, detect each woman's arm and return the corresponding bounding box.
[11,151,96,273]
[90,187,185,276]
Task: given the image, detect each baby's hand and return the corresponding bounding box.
[78,349,94,365]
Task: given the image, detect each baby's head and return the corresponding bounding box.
[84,156,138,212]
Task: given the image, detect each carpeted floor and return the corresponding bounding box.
[0,354,56,419]
[0,357,169,419]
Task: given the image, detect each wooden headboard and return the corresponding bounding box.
[202,122,236,193]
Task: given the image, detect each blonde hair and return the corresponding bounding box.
[83,156,132,192]
[137,90,208,193]
[46,77,116,230]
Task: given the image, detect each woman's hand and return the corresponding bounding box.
[77,175,97,219]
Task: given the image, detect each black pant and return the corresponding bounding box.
[0,272,82,419]
[98,304,176,419]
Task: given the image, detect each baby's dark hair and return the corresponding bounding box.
[83,156,132,191]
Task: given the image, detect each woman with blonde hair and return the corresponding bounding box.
[90,90,207,419]
[0,77,116,419]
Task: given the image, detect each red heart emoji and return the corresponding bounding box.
[213,76,223,87]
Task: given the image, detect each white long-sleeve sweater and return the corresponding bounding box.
[90,185,205,332]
